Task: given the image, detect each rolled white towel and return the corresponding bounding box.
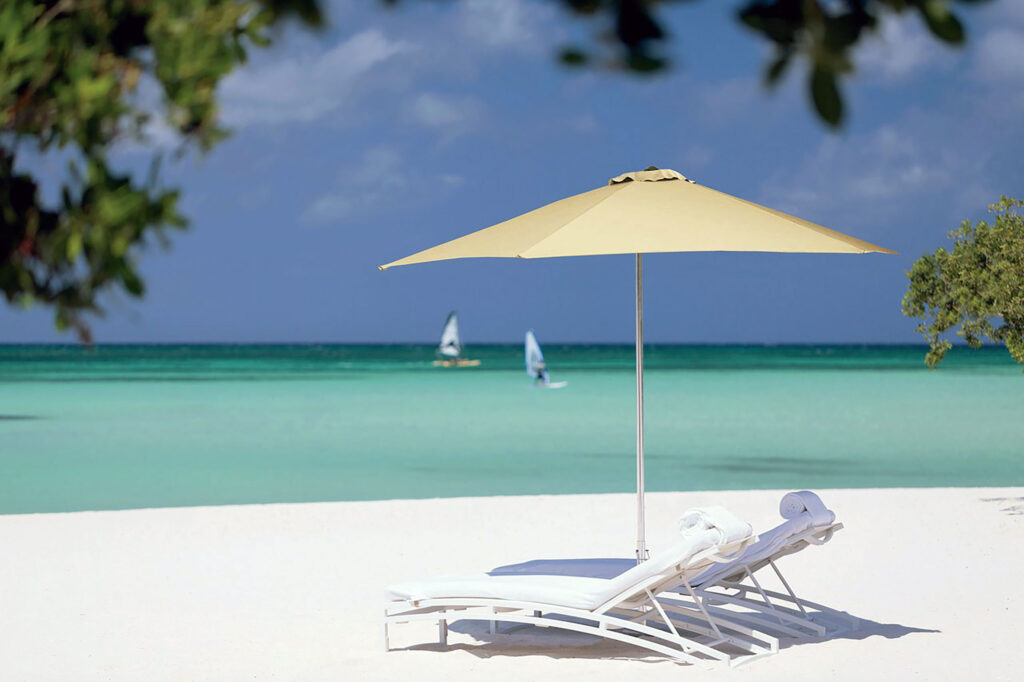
[678,506,752,544]
[779,491,835,527]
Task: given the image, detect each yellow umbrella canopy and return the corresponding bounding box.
[380,167,895,560]
[380,168,894,270]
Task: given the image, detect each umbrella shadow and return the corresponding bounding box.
[392,557,939,663]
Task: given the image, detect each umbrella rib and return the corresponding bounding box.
[516,183,630,259]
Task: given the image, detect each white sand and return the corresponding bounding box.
[1,488,1021,681]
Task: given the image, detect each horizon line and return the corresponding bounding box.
[0,341,986,348]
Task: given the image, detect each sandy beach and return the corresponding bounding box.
[1,487,1021,681]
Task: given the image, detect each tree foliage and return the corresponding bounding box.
[1,0,320,341]
[388,0,991,127]
[562,0,988,126]
[903,197,1024,368]
[733,0,982,126]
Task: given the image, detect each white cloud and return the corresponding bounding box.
[303,147,405,223]
[680,145,713,171]
[973,28,1024,87]
[758,23,1024,230]
[439,174,465,188]
[691,77,782,126]
[220,29,411,126]
[408,92,485,138]
[208,2,567,137]
[302,147,463,224]
[698,77,757,117]
[760,123,966,220]
[858,16,947,81]
[111,75,182,155]
[458,0,557,52]
[568,112,599,134]
[989,1,1024,27]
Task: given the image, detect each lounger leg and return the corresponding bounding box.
[383,620,390,652]
[769,559,808,617]
[489,619,497,634]
[742,566,790,627]
[438,618,448,647]
[679,580,723,640]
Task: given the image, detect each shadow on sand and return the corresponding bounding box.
[393,616,938,663]
[391,556,939,663]
[981,496,1024,516]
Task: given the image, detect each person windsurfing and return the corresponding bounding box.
[533,359,549,385]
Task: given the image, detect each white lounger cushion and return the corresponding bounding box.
[386,573,611,610]
[489,557,631,579]
[487,493,838,588]
[386,506,753,611]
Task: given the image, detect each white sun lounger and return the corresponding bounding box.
[690,491,858,638]
[488,491,857,641]
[384,506,778,666]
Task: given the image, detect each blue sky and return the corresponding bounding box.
[3,0,1023,344]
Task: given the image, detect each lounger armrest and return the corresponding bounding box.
[706,536,756,563]
[804,522,843,546]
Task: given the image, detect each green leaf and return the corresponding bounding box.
[919,1,965,44]
[120,266,144,296]
[66,231,83,261]
[764,51,791,87]
[558,47,588,67]
[810,67,843,127]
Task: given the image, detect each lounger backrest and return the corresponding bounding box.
[593,506,753,609]
[692,491,838,587]
[692,514,814,587]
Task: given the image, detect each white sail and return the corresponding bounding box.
[525,330,545,378]
[438,311,461,358]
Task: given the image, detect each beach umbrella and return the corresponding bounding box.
[379,167,895,560]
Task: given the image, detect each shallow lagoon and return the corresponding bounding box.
[1,344,1021,513]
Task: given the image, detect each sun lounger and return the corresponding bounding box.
[488,491,857,640]
[384,506,778,666]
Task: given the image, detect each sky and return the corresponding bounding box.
[3,0,1023,344]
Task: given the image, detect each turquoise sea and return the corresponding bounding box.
[1,344,1022,514]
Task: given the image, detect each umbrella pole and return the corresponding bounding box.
[635,253,647,562]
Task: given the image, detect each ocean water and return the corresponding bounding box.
[0,344,1021,514]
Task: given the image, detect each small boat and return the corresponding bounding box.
[432,311,481,367]
[525,330,567,388]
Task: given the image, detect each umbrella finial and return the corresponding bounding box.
[609,168,689,185]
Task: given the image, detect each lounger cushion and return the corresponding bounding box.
[385,573,612,610]
[485,495,838,590]
[386,506,754,611]
[385,527,721,611]
[490,558,633,579]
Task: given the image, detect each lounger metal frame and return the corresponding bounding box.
[384,536,780,667]
[693,522,859,638]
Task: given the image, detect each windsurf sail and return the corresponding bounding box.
[525,330,547,383]
[438,311,461,358]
